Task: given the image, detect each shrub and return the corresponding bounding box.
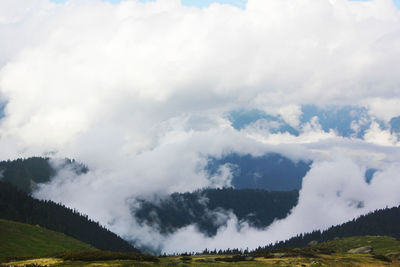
[214,255,252,262]
[52,251,159,262]
[372,254,392,262]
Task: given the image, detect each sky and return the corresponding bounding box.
[50,0,248,8]
[1,0,400,253]
[49,0,400,9]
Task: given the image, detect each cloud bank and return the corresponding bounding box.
[0,0,400,252]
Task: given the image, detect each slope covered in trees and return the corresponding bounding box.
[0,181,138,252]
[206,153,310,191]
[134,188,299,236]
[0,157,87,194]
[254,205,400,252]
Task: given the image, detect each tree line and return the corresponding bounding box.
[0,157,88,194]
[0,181,138,252]
[134,188,299,236]
[252,205,400,253]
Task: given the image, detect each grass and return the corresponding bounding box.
[0,219,96,260]
[4,253,400,266]
[3,255,400,266]
[2,235,400,266]
[52,250,159,262]
[316,235,400,255]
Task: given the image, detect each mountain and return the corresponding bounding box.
[390,116,400,134]
[227,105,400,139]
[299,105,372,138]
[0,218,95,260]
[0,157,87,194]
[254,205,400,252]
[227,105,373,138]
[134,188,299,236]
[227,109,299,135]
[0,155,308,194]
[206,153,310,191]
[0,181,139,253]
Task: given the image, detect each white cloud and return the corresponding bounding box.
[162,154,400,253]
[364,121,399,146]
[364,98,400,122]
[278,105,302,128]
[0,0,399,253]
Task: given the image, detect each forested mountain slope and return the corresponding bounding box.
[0,157,87,194]
[134,188,299,236]
[206,153,310,191]
[0,181,138,252]
[254,205,400,252]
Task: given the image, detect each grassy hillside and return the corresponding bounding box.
[5,236,400,266]
[0,219,95,260]
[317,236,400,255]
[257,235,400,258]
[252,235,400,266]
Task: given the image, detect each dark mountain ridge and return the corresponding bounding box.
[206,153,310,191]
[0,157,87,194]
[253,205,400,253]
[134,188,299,236]
[0,181,139,252]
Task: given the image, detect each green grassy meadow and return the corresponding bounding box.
[0,219,96,260]
[1,221,400,267]
[2,253,400,267]
[316,235,400,255]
